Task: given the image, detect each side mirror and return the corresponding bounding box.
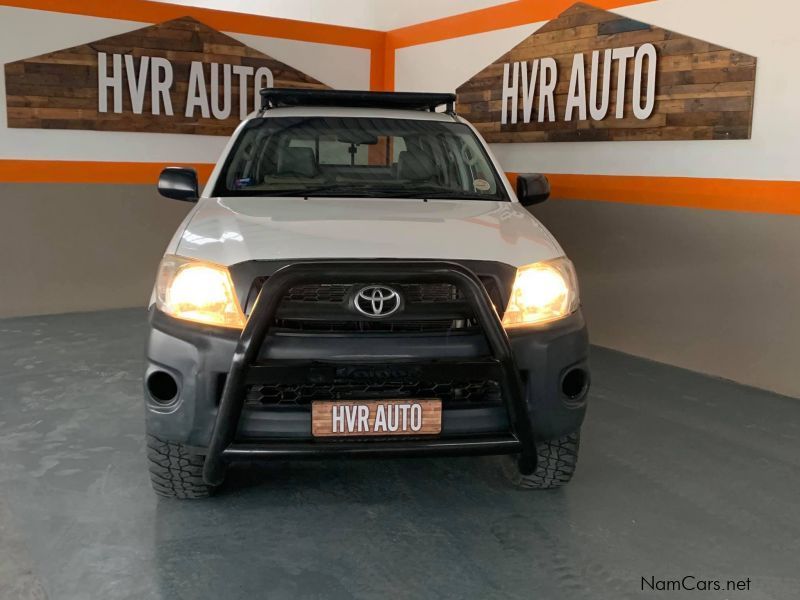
[516,173,550,206]
[158,167,199,202]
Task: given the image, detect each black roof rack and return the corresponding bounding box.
[260,88,457,114]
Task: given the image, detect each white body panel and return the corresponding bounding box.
[165,106,564,273]
[176,196,562,267]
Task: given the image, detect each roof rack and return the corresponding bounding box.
[260,88,457,115]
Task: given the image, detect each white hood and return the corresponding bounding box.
[174,196,564,268]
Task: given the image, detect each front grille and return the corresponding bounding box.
[285,282,460,304]
[243,274,504,335]
[245,379,502,409]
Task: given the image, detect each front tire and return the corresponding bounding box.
[503,431,580,489]
[146,434,218,499]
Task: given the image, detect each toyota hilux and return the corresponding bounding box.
[144,88,589,498]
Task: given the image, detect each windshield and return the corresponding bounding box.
[211,116,508,201]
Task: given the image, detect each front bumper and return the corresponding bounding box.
[144,261,589,484]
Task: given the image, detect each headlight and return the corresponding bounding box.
[502,257,579,328]
[155,255,245,329]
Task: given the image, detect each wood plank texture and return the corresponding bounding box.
[456,2,756,143]
[4,16,328,136]
[312,399,442,437]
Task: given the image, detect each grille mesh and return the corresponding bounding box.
[273,319,462,333]
[284,282,460,304]
[245,379,501,408]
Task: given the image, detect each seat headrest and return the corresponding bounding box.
[398,150,436,181]
[277,147,318,178]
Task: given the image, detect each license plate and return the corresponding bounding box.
[311,399,442,437]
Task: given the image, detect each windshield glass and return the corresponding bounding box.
[212,116,508,201]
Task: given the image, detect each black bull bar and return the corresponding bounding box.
[202,261,538,485]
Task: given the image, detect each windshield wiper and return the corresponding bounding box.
[386,190,501,201]
[236,184,372,197]
[232,186,421,198]
[305,187,419,198]
[229,185,499,200]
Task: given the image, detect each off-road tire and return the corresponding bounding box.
[503,431,580,489]
[146,434,217,499]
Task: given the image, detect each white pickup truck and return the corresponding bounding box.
[144,89,589,498]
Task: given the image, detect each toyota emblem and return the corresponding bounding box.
[353,285,402,318]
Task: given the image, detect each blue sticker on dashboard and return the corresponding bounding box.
[234,178,253,189]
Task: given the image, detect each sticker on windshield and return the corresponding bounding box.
[473,178,491,192]
[234,177,253,189]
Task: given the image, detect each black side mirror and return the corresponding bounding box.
[158,167,199,202]
[516,173,550,206]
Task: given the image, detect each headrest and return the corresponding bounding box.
[277,147,317,178]
[397,150,436,181]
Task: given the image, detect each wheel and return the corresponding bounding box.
[146,434,218,499]
[502,431,580,489]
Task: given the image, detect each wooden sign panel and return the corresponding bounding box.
[456,2,757,143]
[311,399,442,437]
[4,17,328,136]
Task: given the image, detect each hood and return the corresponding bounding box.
[175,196,564,268]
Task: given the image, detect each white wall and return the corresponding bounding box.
[394,0,800,182]
[158,0,507,30]
[396,23,543,95]
[0,6,370,165]
[367,0,506,30]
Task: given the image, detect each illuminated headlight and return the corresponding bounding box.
[502,257,580,328]
[155,255,245,329]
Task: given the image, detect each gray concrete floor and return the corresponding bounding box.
[0,309,798,600]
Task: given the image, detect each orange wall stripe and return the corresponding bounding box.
[0,0,384,49]
[507,173,800,215]
[369,43,387,92]
[382,36,397,92]
[386,0,654,50]
[0,160,215,185]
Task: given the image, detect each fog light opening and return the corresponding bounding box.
[147,371,178,404]
[561,368,588,400]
